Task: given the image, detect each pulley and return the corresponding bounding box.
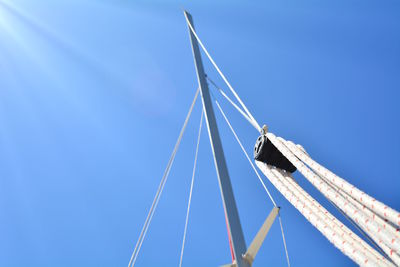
[254,134,296,173]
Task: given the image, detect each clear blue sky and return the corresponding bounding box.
[0,0,399,266]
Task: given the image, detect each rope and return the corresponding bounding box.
[128,88,200,267]
[184,13,261,132]
[259,163,390,267]
[206,76,259,131]
[179,108,203,267]
[273,168,391,266]
[329,197,400,266]
[267,133,400,256]
[327,196,392,261]
[311,162,393,257]
[279,137,400,254]
[314,169,400,265]
[283,139,400,228]
[286,140,400,239]
[213,98,294,267]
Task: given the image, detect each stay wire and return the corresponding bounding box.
[206,75,259,132]
[128,88,200,267]
[184,13,261,132]
[278,214,291,267]
[179,108,204,267]
[213,98,277,207]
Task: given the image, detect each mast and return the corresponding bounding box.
[184,11,250,267]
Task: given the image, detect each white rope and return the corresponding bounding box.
[283,139,400,228]
[257,162,392,267]
[179,108,203,267]
[282,138,400,252]
[213,99,294,267]
[273,168,391,266]
[332,180,400,243]
[312,164,400,265]
[206,76,260,131]
[326,194,399,266]
[277,138,400,264]
[184,13,261,132]
[284,141,400,239]
[267,133,400,255]
[128,88,200,267]
[283,139,400,264]
[285,139,400,239]
[282,138,400,266]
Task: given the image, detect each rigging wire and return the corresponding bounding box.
[206,75,259,131]
[278,214,291,267]
[214,99,277,207]
[179,108,204,267]
[206,75,294,264]
[212,96,291,267]
[184,12,261,132]
[128,88,200,267]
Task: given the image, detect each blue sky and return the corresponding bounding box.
[0,0,399,266]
